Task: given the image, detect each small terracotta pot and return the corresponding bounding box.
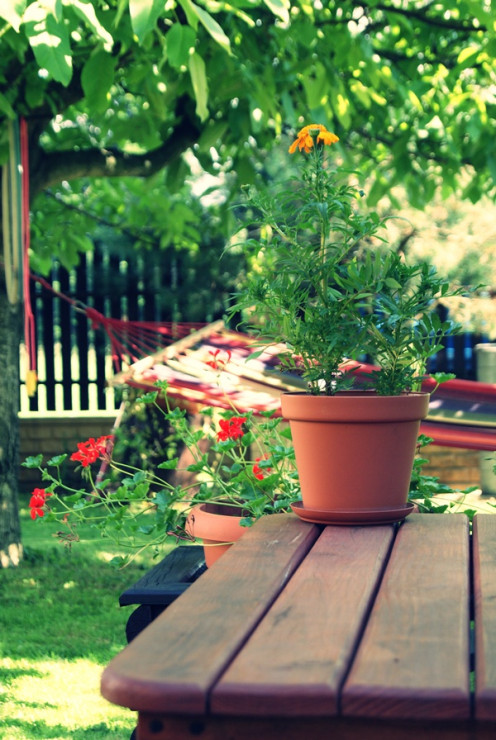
[281,391,429,513]
[185,503,247,568]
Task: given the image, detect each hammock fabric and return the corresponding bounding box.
[31,272,208,373]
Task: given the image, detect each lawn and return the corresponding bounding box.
[0,496,164,740]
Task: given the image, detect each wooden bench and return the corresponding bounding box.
[119,546,206,642]
[102,513,496,739]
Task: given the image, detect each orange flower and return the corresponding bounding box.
[289,123,339,154]
[317,129,339,146]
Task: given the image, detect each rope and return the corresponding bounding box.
[1,119,23,305]
[30,271,207,372]
[20,117,37,396]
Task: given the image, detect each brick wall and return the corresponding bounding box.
[19,412,117,490]
[420,444,481,491]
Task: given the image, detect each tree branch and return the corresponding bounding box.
[29,117,201,198]
[370,1,485,33]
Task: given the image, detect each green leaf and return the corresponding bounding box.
[46,454,68,466]
[81,49,116,111]
[109,555,126,568]
[22,454,43,469]
[262,0,290,24]
[179,0,231,54]
[23,3,73,86]
[457,45,480,67]
[384,277,402,290]
[157,458,179,469]
[138,524,155,535]
[166,23,196,70]
[431,372,456,386]
[70,0,114,51]
[0,91,15,118]
[189,51,208,121]
[129,0,165,43]
[136,391,158,403]
[0,0,26,31]
[65,492,84,504]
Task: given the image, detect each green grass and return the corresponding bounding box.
[0,496,166,740]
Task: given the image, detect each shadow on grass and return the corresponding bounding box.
[0,665,45,682]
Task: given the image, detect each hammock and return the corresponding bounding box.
[109,321,496,452]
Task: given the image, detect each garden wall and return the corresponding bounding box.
[19,412,117,490]
[420,444,481,491]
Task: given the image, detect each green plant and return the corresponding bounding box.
[22,379,299,565]
[408,435,489,518]
[231,123,461,395]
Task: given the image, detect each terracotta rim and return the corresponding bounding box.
[281,391,430,423]
[185,503,246,542]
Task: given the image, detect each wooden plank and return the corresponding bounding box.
[136,713,485,740]
[342,514,471,721]
[211,525,396,717]
[473,514,496,721]
[101,514,319,715]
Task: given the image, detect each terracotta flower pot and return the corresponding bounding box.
[281,391,429,524]
[186,503,247,567]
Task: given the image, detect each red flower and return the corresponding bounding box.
[252,454,272,480]
[29,488,51,519]
[217,416,247,441]
[205,349,232,370]
[71,435,114,467]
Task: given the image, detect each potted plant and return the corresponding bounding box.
[23,377,299,567]
[230,123,461,524]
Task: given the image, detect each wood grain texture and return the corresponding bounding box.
[101,515,319,714]
[473,514,496,721]
[136,713,490,740]
[342,514,471,721]
[211,525,395,716]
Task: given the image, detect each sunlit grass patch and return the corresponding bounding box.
[0,657,134,739]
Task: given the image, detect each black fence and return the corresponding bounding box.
[20,243,490,414]
[21,239,235,413]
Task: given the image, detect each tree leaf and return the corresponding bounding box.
[189,51,208,121]
[70,0,114,51]
[166,23,196,70]
[81,49,116,111]
[23,3,73,86]
[262,0,290,24]
[129,0,164,43]
[179,0,231,54]
[0,0,26,31]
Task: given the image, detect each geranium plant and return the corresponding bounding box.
[23,379,299,565]
[231,123,461,395]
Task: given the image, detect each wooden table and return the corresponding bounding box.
[101,513,496,739]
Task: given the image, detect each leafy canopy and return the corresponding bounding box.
[1,0,495,211]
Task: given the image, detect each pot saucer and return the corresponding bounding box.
[290,501,415,526]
